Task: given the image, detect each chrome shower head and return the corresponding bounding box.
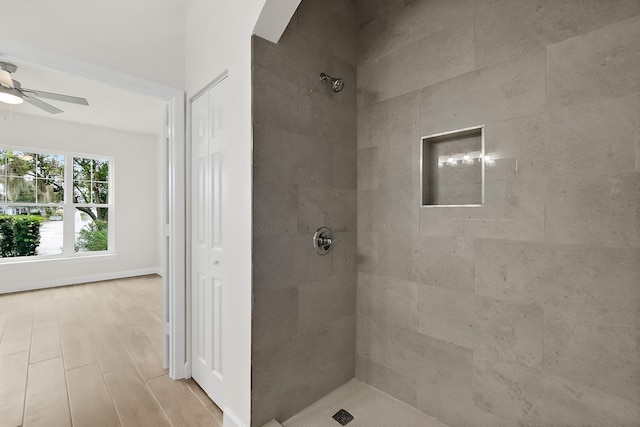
[319,73,344,93]
[331,78,344,93]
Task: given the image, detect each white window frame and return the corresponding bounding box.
[0,144,114,262]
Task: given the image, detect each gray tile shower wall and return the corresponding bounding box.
[253,0,640,426]
[356,1,640,427]
[251,1,358,426]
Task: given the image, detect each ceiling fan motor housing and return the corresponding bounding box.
[0,63,17,89]
[0,62,18,74]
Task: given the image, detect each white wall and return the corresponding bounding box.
[185,1,301,425]
[0,112,161,292]
[185,2,264,425]
[0,0,185,89]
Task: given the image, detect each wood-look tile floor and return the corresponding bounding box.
[0,275,223,427]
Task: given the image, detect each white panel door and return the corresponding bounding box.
[191,77,227,407]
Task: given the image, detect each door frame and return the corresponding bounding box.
[0,38,188,379]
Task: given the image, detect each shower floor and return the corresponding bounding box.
[280,380,448,427]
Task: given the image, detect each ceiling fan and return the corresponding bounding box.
[0,61,89,114]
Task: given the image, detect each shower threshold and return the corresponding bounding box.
[276,379,448,427]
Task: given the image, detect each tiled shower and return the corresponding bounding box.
[252,0,640,426]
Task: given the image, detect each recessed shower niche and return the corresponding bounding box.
[421,126,485,206]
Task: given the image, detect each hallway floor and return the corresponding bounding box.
[282,380,448,427]
[0,276,222,427]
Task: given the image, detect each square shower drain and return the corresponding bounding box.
[332,409,354,425]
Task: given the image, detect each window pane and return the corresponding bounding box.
[0,178,5,203]
[75,207,108,252]
[37,154,65,180]
[73,157,110,204]
[7,176,36,203]
[73,157,92,180]
[73,180,91,203]
[37,206,64,256]
[37,178,64,204]
[7,151,36,176]
[93,159,109,181]
[0,149,7,175]
[0,205,63,257]
[93,182,109,204]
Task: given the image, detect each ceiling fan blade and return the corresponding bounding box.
[21,88,89,106]
[23,95,64,114]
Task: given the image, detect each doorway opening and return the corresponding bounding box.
[0,41,187,379]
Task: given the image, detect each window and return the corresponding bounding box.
[0,147,113,260]
[72,157,110,253]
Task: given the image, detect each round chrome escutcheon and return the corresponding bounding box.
[313,227,334,255]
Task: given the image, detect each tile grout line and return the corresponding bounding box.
[84,302,126,427]
[144,369,171,382]
[20,350,30,427]
[189,379,222,418]
[115,327,174,427]
[21,307,36,426]
[55,307,74,427]
[144,375,177,427]
[0,347,33,358]
[61,358,74,426]
[63,359,96,372]
[0,314,6,343]
[29,353,63,366]
[184,379,224,425]
[101,369,126,427]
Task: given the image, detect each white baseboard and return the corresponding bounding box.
[0,267,162,294]
[223,408,249,427]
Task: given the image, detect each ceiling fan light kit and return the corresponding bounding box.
[0,61,89,112]
[0,85,24,104]
[0,69,15,88]
[0,67,23,104]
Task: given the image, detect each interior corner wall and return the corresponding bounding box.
[250,0,358,425]
[356,2,640,426]
[0,113,161,292]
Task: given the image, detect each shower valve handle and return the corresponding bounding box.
[313,227,334,255]
[318,237,332,246]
